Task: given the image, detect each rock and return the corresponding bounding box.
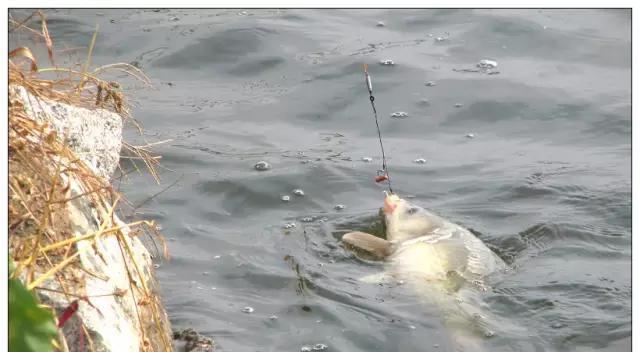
[10,85,172,351]
[173,328,215,352]
[26,164,173,352]
[10,85,123,180]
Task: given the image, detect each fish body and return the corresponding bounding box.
[342,194,512,350]
[382,193,505,285]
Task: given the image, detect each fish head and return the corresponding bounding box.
[383,193,440,242]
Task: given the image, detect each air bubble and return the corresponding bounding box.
[477,59,498,69]
[390,111,409,119]
[254,161,270,171]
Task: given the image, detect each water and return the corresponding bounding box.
[10,9,631,351]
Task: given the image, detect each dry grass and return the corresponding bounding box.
[9,10,171,352]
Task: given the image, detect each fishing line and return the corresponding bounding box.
[363,64,393,194]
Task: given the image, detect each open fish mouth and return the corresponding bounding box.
[383,193,400,214]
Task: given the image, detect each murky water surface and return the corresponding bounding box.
[10,9,630,351]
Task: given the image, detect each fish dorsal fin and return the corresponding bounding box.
[342,231,393,260]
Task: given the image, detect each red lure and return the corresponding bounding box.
[375,174,389,183]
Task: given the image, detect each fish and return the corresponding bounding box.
[342,193,517,350]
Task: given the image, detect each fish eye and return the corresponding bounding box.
[406,207,419,215]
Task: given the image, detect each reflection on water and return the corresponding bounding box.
[10,8,630,351]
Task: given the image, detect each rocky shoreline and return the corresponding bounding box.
[10,84,213,351]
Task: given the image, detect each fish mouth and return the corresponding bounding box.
[383,193,400,214]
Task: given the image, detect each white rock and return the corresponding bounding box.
[68,179,170,351]
[10,85,172,352]
[10,85,122,180]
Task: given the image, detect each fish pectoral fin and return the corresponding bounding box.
[359,272,395,284]
[342,231,393,260]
